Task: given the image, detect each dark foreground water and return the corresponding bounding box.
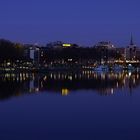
[0,71,140,140]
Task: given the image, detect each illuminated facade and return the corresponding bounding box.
[62,44,71,47]
[94,41,115,49]
[23,44,40,65]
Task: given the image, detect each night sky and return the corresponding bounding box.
[0,0,139,47]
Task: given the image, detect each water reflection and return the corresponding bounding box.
[0,71,140,100]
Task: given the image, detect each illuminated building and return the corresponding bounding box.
[62,44,71,47]
[94,41,115,50]
[23,44,40,66]
[125,35,137,61]
[94,41,116,64]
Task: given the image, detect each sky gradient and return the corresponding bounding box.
[0,0,139,47]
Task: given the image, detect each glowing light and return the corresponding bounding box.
[129,72,132,77]
[68,59,72,61]
[111,88,114,94]
[35,88,39,92]
[43,76,47,81]
[7,62,11,66]
[68,76,73,81]
[62,44,71,47]
[62,88,69,96]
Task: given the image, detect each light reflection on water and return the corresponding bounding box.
[1,71,140,140]
[0,71,140,100]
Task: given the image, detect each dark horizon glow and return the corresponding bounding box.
[0,0,140,47]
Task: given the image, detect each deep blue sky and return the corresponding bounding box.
[0,0,139,47]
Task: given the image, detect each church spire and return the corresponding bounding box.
[130,33,134,46]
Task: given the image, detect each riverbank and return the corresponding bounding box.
[0,65,140,73]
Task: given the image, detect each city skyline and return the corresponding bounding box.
[1,1,140,140]
[0,0,140,46]
[0,34,138,48]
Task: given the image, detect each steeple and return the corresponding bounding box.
[130,33,134,46]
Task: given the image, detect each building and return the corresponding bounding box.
[94,41,115,50]
[125,35,137,61]
[115,47,125,60]
[136,48,140,60]
[46,41,79,49]
[23,44,40,66]
[94,41,116,64]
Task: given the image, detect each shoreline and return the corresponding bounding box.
[0,67,139,74]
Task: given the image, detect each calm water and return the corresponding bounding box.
[0,71,140,140]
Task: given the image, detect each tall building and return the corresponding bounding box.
[94,41,116,64]
[23,44,40,65]
[125,35,137,61]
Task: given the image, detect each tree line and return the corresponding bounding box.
[0,39,24,63]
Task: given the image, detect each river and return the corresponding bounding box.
[0,71,140,140]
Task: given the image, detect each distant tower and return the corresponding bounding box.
[130,33,134,46]
[125,34,137,61]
